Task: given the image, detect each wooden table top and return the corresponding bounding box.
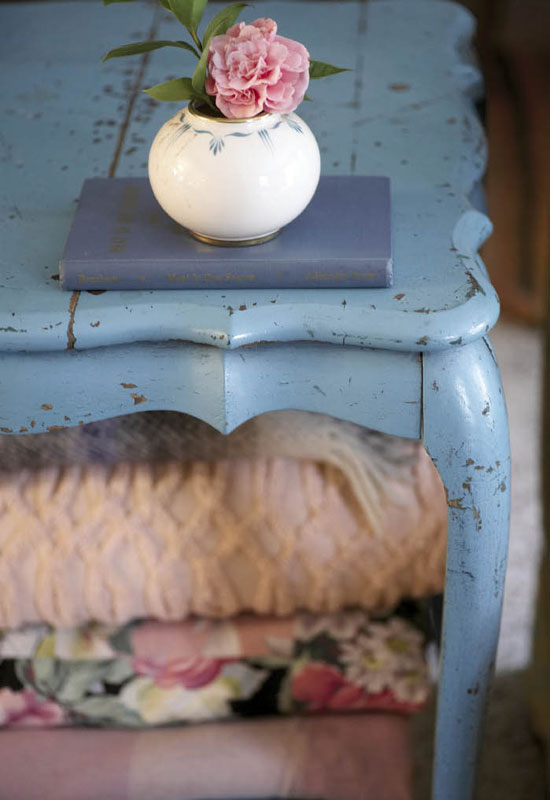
[0,0,498,355]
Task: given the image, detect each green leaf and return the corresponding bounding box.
[176,38,201,59]
[102,0,136,5]
[104,657,136,684]
[108,620,140,655]
[167,0,192,28]
[168,0,208,35]
[144,77,196,101]
[70,695,143,727]
[191,41,209,96]
[202,2,247,45]
[157,0,171,9]
[309,60,351,79]
[193,3,247,97]
[102,40,200,62]
[190,0,209,33]
[303,93,313,101]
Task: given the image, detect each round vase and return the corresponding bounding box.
[148,102,321,246]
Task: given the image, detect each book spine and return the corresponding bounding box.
[59,262,393,291]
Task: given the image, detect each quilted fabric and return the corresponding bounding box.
[0,452,446,627]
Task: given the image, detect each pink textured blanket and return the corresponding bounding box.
[0,715,413,800]
[0,452,446,627]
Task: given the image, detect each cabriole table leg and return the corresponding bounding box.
[423,337,511,800]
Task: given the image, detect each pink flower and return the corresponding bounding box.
[132,656,232,689]
[0,688,66,728]
[206,17,310,118]
[291,663,422,714]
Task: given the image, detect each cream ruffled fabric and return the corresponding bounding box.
[0,410,426,536]
[0,451,446,628]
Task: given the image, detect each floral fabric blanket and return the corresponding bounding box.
[0,610,430,729]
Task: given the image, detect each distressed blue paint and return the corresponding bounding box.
[0,1,497,354]
[0,2,511,798]
[0,342,421,438]
[423,337,510,800]
[0,0,157,349]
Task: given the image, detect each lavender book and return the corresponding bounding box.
[59,176,392,290]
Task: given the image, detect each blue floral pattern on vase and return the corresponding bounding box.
[175,113,303,156]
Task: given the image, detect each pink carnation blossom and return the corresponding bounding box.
[133,656,233,690]
[0,688,66,728]
[291,663,423,714]
[206,17,310,119]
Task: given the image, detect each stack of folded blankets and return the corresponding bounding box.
[0,410,447,800]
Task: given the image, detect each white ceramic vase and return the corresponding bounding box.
[148,102,321,246]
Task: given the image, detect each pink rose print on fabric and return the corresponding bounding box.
[206,18,310,118]
[291,663,423,714]
[0,688,66,728]
[132,657,233,690]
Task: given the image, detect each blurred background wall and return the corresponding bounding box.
[461,0,549,324]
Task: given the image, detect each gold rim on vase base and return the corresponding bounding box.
[189,229,282,247]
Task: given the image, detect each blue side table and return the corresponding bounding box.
[0,2,510,798]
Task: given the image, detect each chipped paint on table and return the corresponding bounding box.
[0,3,510,800]
[0,0,496,354]
[0,342,421,438]
[423,337,510,798]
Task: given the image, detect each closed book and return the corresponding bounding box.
[59,175,392,290]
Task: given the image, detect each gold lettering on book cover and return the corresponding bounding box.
[306,272,347,281]
[78,274,120,283]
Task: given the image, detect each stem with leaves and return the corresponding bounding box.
[102,0,349,112]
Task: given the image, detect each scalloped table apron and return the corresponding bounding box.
[0,2,510,799]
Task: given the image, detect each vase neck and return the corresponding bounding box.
[186,103,281,128]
